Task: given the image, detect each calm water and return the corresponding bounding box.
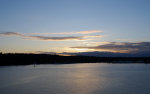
[0,63,150,94]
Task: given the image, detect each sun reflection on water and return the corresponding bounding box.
[63,64,106,94]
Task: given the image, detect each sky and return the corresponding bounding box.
[0,0,150,54]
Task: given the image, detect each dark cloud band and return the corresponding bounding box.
[71,42,150,53]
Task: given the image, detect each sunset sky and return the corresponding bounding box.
[0,0,150,54]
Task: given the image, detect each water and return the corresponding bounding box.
[0,63,150,94]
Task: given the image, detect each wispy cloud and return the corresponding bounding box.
[26,36,85,41]
[83,35,103,38]
[71,42,150,53]
[30,30,102,35]
[74,30,102,34]
[0,32,24,36]
[0,32,102,41]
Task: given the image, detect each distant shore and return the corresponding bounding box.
[0,53,150,66]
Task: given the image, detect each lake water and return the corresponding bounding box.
[0,63,150,94]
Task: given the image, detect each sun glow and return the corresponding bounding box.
[73,48,96,52]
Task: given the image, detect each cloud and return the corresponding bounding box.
[26,36,85,41]
[30,30,102,35]
[71,42,150,53]
[0,32,24,36]
[0,32,102,41]
[27,34,102,41]
[83,35,103,38]
[75,30,102,34]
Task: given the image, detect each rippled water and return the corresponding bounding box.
[0,63,150,94]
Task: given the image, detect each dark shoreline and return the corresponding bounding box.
[0,53,150,66]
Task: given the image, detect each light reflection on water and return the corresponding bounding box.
[0,63,150,94]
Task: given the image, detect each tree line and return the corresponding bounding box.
[0,53,150,65]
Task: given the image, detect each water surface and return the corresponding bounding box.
[0,63,150,94]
